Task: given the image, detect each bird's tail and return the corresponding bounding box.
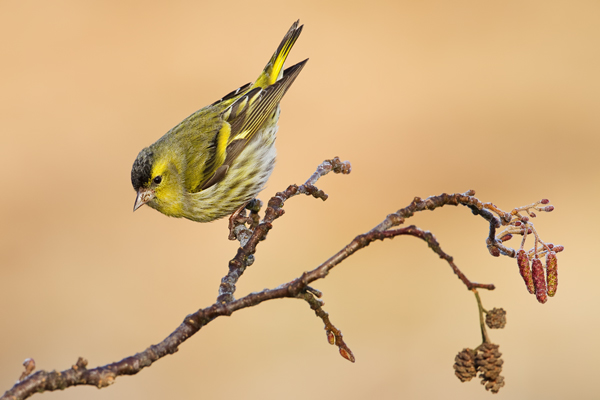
[253,20,303,89]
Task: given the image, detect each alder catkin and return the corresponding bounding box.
[517,250,535,294]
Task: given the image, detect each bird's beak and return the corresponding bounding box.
[133,188,155,212]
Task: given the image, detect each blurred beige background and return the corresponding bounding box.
[1,1,598,399]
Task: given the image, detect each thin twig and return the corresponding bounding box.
[217,157,351,304]
[473,290,490,344]
[298,290,355,362]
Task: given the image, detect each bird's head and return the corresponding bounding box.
[131,147,184,216]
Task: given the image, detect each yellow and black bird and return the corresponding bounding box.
[131,21,307,222]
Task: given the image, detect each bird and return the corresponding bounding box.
[131,21,307,223]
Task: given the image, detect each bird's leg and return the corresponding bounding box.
[228,201,252,240]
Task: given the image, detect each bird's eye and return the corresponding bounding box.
[153,176,162,185]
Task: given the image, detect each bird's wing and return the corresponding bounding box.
[193,59,307,192]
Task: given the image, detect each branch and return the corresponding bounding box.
[1,157,562,399]
[218,157,351,304]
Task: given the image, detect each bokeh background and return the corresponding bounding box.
[1,1,598,399]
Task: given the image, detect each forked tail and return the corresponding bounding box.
[254,20,303,88]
